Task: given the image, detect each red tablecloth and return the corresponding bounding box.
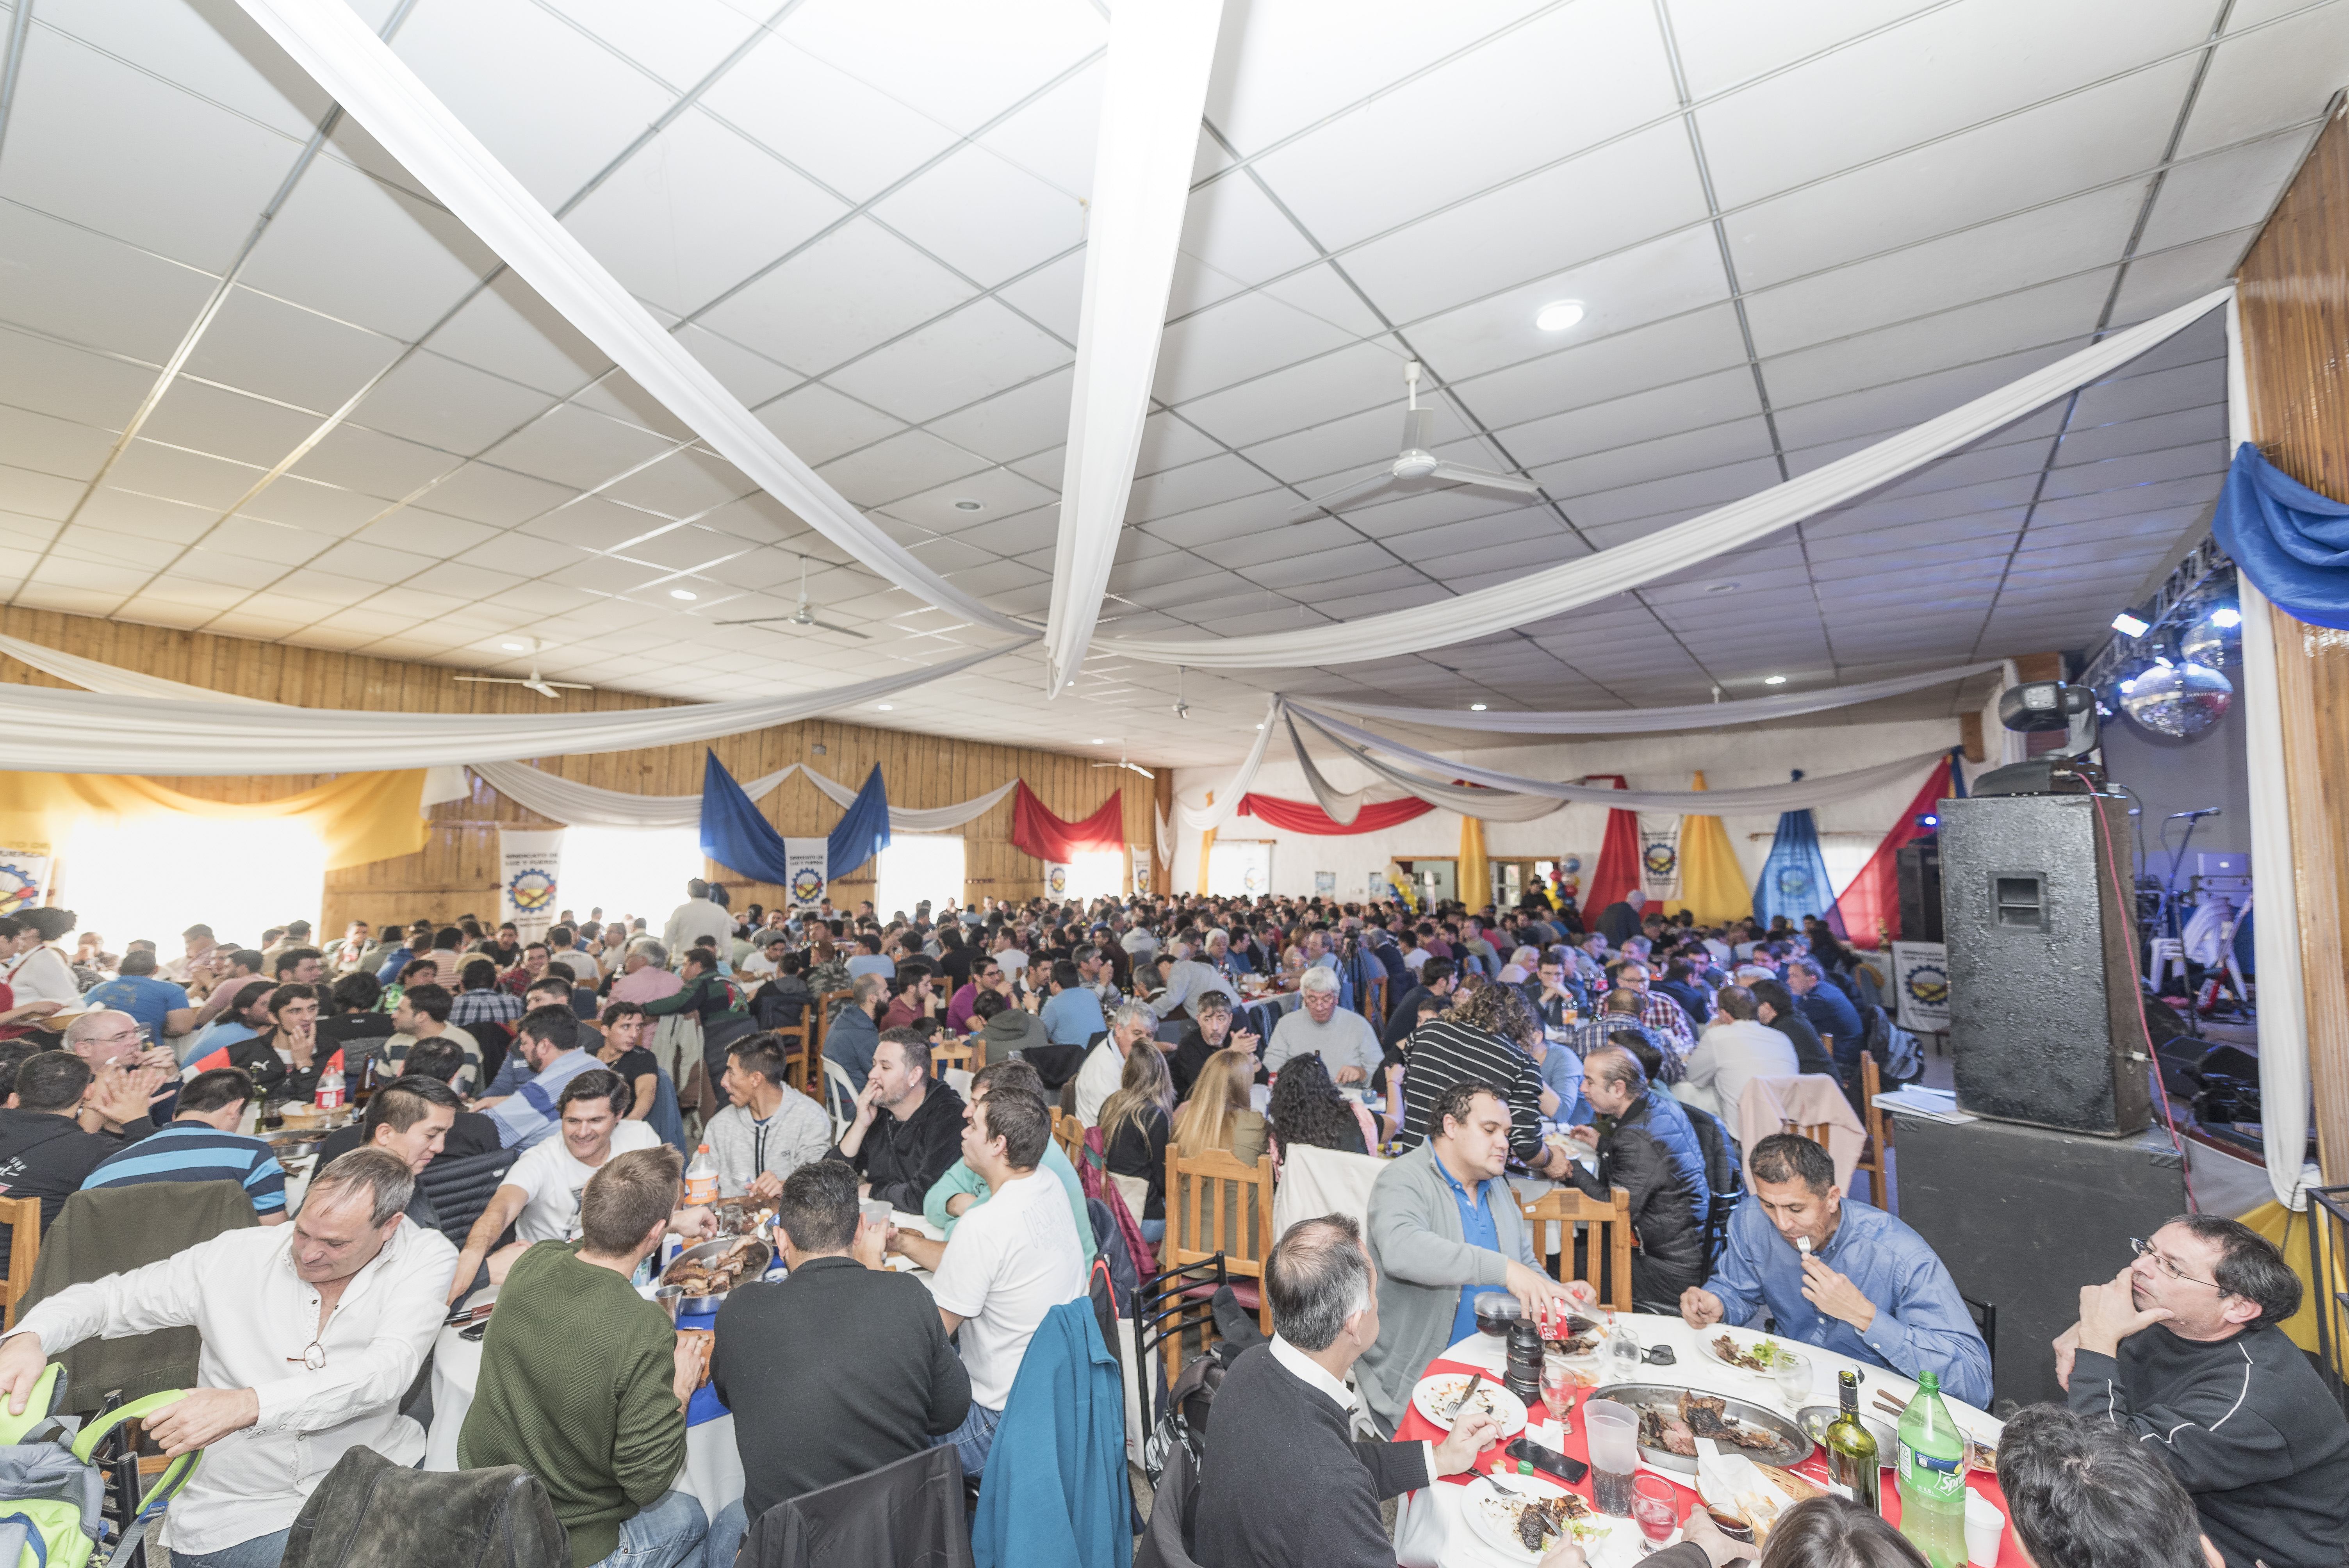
[1392,1354,2024,1567]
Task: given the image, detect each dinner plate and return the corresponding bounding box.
[1694,1328,1793,1377]
[1461,1475,1653,1566]
[1411,1372,1528,1438]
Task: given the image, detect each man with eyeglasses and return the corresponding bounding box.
[0,1149,455,1568]
[2055,1215,2349,1568]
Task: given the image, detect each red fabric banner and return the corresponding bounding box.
[1582,776,1642,917]
[1010,781,1125,861]
[1235,794,1436,835]
[1832,755,1954,948]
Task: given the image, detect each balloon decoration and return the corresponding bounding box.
[2119,660,2234,739]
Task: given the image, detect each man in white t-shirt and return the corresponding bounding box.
[887,1087,1083,1479]
[446,1066,672,1304]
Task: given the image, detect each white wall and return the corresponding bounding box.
[1171,717,1962,903]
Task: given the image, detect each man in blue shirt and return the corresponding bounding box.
[1787,959,1864,1084]
[1682,1131,1989,1409]
[1037,960,1105,1048]
[82,1067,287,1221]
[80,950,194,1040]
[477,1007,601,1151]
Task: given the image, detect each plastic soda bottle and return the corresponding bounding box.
[1894,1370,1968,1566]
[686,1144,718,1207]
[314,1064,346,1112]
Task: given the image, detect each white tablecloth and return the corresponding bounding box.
[1393,1315,2003,1568]
[424,1285,745,1516]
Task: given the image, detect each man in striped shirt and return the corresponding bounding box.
[82,1067,287,1223]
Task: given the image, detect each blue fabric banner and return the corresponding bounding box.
[1756,784,1845,937]
[698,752,892,884]
[2212,441,2349,629]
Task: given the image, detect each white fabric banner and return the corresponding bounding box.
[1889,941,1952,1033]
[465,759,1019,834]
[1109,289,2231,669]
[2227,292,2314,1210]
[0,635,1021,774]
[1130,847,1152,896]
[1042,0,1225,693]
[1638,815,1682,904]
[498,830,564,938]
[226,0,1030,636]
[0,845,54,918]
[1045,864,1074,899]
[1326,662,2001,735]
[782,839,829,911]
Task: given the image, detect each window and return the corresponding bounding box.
[875,834,967,918]
[1206,841,1273,897]
[62,814,327,952]
[560,826,709,932]
[1063,848,1126,902]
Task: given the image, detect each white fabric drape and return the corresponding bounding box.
[1287,704,1948,814]
[466,758,1018,833]
[1330,661,2001,734]
[2227,292,2313,1211]
[1110,288,2233,669]
[0,635,1023,774]
[1041,0,1224,694]
[1281,713,1424,825]
[228,0,1030,637]
[1174,696,1282,832]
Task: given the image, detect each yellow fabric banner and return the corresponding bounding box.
[0,770,430,871]
[1677,771,1753,925]
[1459,816,1488,913]
[2238,1197,2342,1356]
[1196,793,1216,898]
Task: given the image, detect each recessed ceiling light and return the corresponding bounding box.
[1704,581,1740,595]
[1535,300,1585,332]
[877,703,893,711]
[669,588,697,600]
[1469,703,1488,711]
[500,641,526,651]
[1092,738,1105,744]
[952,499,984,512]
[1763,675,1787,685]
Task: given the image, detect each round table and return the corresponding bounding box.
[1391,1313,2016,1568]
[424,1284,745,1517]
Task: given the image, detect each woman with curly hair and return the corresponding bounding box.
[1397,963,1578,1178]
[1264,1052,1376,1165]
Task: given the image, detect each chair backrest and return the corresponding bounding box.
[1153,1020,1188,1045]
[1702,1192,1741,1276]
[1360,971,1387,1025]
[1854,1053,1893,1208]
[816,989,856,1047]
[930,1038,980,1076]
[1268,1143,1385,1244]
[471,1019,513,1089]
[1520,1185,1634,1312]
[1164,1146,1275,1335]
[1132,1254,1228,1412]
[1964,1294,1998,1368]
[766,1020,814,1094]
[0,1196,40,1331]
[1133,1420,1205,1568]
[1051,1105,1087,1171]
[745,1441,975,1568]
[417,1147,522,1246]
[822,1055,861,1139]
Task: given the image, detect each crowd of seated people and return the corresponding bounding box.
[2,880,2340,1568]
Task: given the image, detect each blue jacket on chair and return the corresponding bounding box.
[972,1298,1131,1568]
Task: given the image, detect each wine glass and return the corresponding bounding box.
[1539,1349,1577,1433]
[1631,1474,1678,1552]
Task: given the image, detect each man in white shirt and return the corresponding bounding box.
[886,1087,1083,1480]
[1265,967,1383,1086]
[448,1067,665,1304]
[0,1150,456,1568]
[1675,985,1799,1125]
[662,880,735,960]
[989,930,1029,984]
[1073,1003,1155,1127]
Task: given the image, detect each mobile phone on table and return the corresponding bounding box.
[1504,1436,1587,1484]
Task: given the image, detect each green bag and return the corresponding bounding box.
[0,1369,204,1568]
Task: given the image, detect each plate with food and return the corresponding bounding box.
[1411,1372,1529,1438]
[1599,1384,1814,1474]
[1462,1473,1620,1564]
[1697,1329,1799,1377]
[661,1234,772,1310]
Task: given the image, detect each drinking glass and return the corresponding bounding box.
[1631,1474,1677,1550]
[1538,1349,1577,1431]
[1772,1349,1811,1410]
[1584,1399,1639,1516]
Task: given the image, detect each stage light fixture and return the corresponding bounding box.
[2111,611,2150,636]
[2208,606,2241,629]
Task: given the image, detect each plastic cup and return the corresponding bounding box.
[1964,1493,2005,1566]
[861,1199,892,1228]
[1583,1398,1639,1474]
[654,1285,684,1323]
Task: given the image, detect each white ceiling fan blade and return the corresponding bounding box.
[523,681,559,698]
[1123,761,1156,778]
[1426,461,1541,496]
[452,675,524,684]
[714,615,804,626]
[1290,469,1396,516]
[809,618,870,640]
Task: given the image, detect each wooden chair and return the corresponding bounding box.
[1854,1054,1893,1210]
[814,989,855,1054]
[768,1019,815,1094]
[1049,1106,1086,1171]
[930,1037,981,1076]
[1,1195,41,1331]
[1164,1145,1277,1338]
[1521,1185,1634,1313]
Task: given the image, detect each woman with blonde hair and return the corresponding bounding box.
[1171,1046,1266,1167]
[1100,1039,1176,1242]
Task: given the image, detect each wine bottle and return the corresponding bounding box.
[1824,1369,1881,1512]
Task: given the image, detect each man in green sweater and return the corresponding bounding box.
[458,1147,708,1568]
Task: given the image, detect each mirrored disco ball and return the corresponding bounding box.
[2120,660,2233,739]
[2180,606,2243,669]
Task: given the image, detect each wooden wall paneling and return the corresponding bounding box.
[2237,105,2349,1187]
[0,604,1157,932]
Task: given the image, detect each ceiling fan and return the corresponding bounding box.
[453,638,590,700]
[713,558,869,640]
[1092,746,1155,779]
[1291,360,1542,519]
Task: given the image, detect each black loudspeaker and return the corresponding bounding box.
[1940,794,2153,1136]
[1893,1113,2187,1410]
[1896,841,1943,942]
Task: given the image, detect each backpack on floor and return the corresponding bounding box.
[0,1372,203,1568]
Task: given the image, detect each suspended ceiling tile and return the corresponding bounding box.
[426,272,616,399]
[2053,405,2226,467]
[825,299,1073,426]
[693,217,978,378]
[2109,232,2255,321]
[1449,304,1754,432]
[1759,271,2114,408]
[2177,1,2349,157]
[1771,338,2081,453]
[1125,453,1280,525]
[1173,338,1404,450]
[181,289,403,415]
[996,250,1086,343]
[870,144,1086,291]
[882,467,1061,535]
[781,0,1103,141]
[1166,174,1333,319]
[545,0,759,90]
[752,383,907,469]
[0,206,218,365]
[1498,367,1766,471]
[1534,417,1779,501]
[811,429,991,510]
[1152,288,1365,406]
[1665,0,1944,99]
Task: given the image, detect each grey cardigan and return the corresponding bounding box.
[1355,1141,1538,1431]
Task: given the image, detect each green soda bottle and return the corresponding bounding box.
[1893,1371,1968,1567]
